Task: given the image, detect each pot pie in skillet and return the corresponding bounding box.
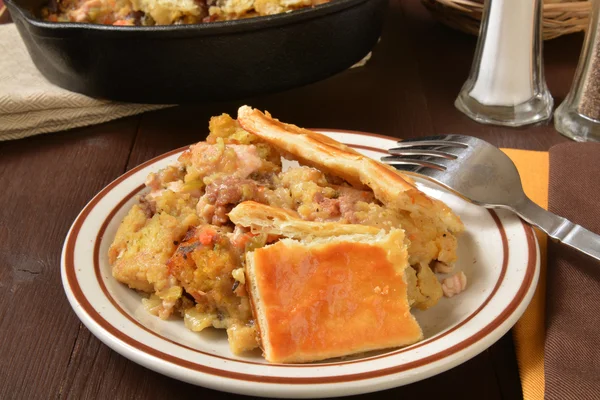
[108,106,466,362]
[42,0,331,26]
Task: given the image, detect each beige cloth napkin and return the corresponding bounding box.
[0,23,171,141]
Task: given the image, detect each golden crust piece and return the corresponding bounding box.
[237,106,464,234]
[245,229,423,363]
[228,201,382,238]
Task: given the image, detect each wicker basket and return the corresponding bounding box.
[422,0,591,40]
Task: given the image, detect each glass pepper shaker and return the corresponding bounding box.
[554,0,600,142]
[455,0,553,126]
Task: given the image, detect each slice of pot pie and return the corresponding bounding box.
[109,106,465,361]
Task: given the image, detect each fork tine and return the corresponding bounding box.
[398,134,472,142]
[380,156,447,171]
[391,140,469,149]
[387,148,458,159]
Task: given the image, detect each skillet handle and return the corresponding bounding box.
[511,197,600,262]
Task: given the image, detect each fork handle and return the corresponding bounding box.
[512,198,600,262]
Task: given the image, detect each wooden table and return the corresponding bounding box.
[0,1,579,398]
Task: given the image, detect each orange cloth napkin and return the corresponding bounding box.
[503,149,549,400]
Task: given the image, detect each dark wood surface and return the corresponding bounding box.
[1,1,579,399]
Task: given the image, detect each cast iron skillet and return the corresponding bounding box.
[5,0,387,103]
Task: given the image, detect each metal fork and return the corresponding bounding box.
[381,134,600,262]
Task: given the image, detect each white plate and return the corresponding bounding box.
[61,130,539,398]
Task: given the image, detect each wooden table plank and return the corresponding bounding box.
[0,118,139,399]
[489,333,525,400]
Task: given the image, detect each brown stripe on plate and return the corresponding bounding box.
[92,143,509,366]
[91,177,511,368]
[64,132,538,384]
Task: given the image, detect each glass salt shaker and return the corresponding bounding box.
[455,0,553,126]
[554,0,600,142]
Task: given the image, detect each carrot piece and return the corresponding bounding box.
[198,227,217,246]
